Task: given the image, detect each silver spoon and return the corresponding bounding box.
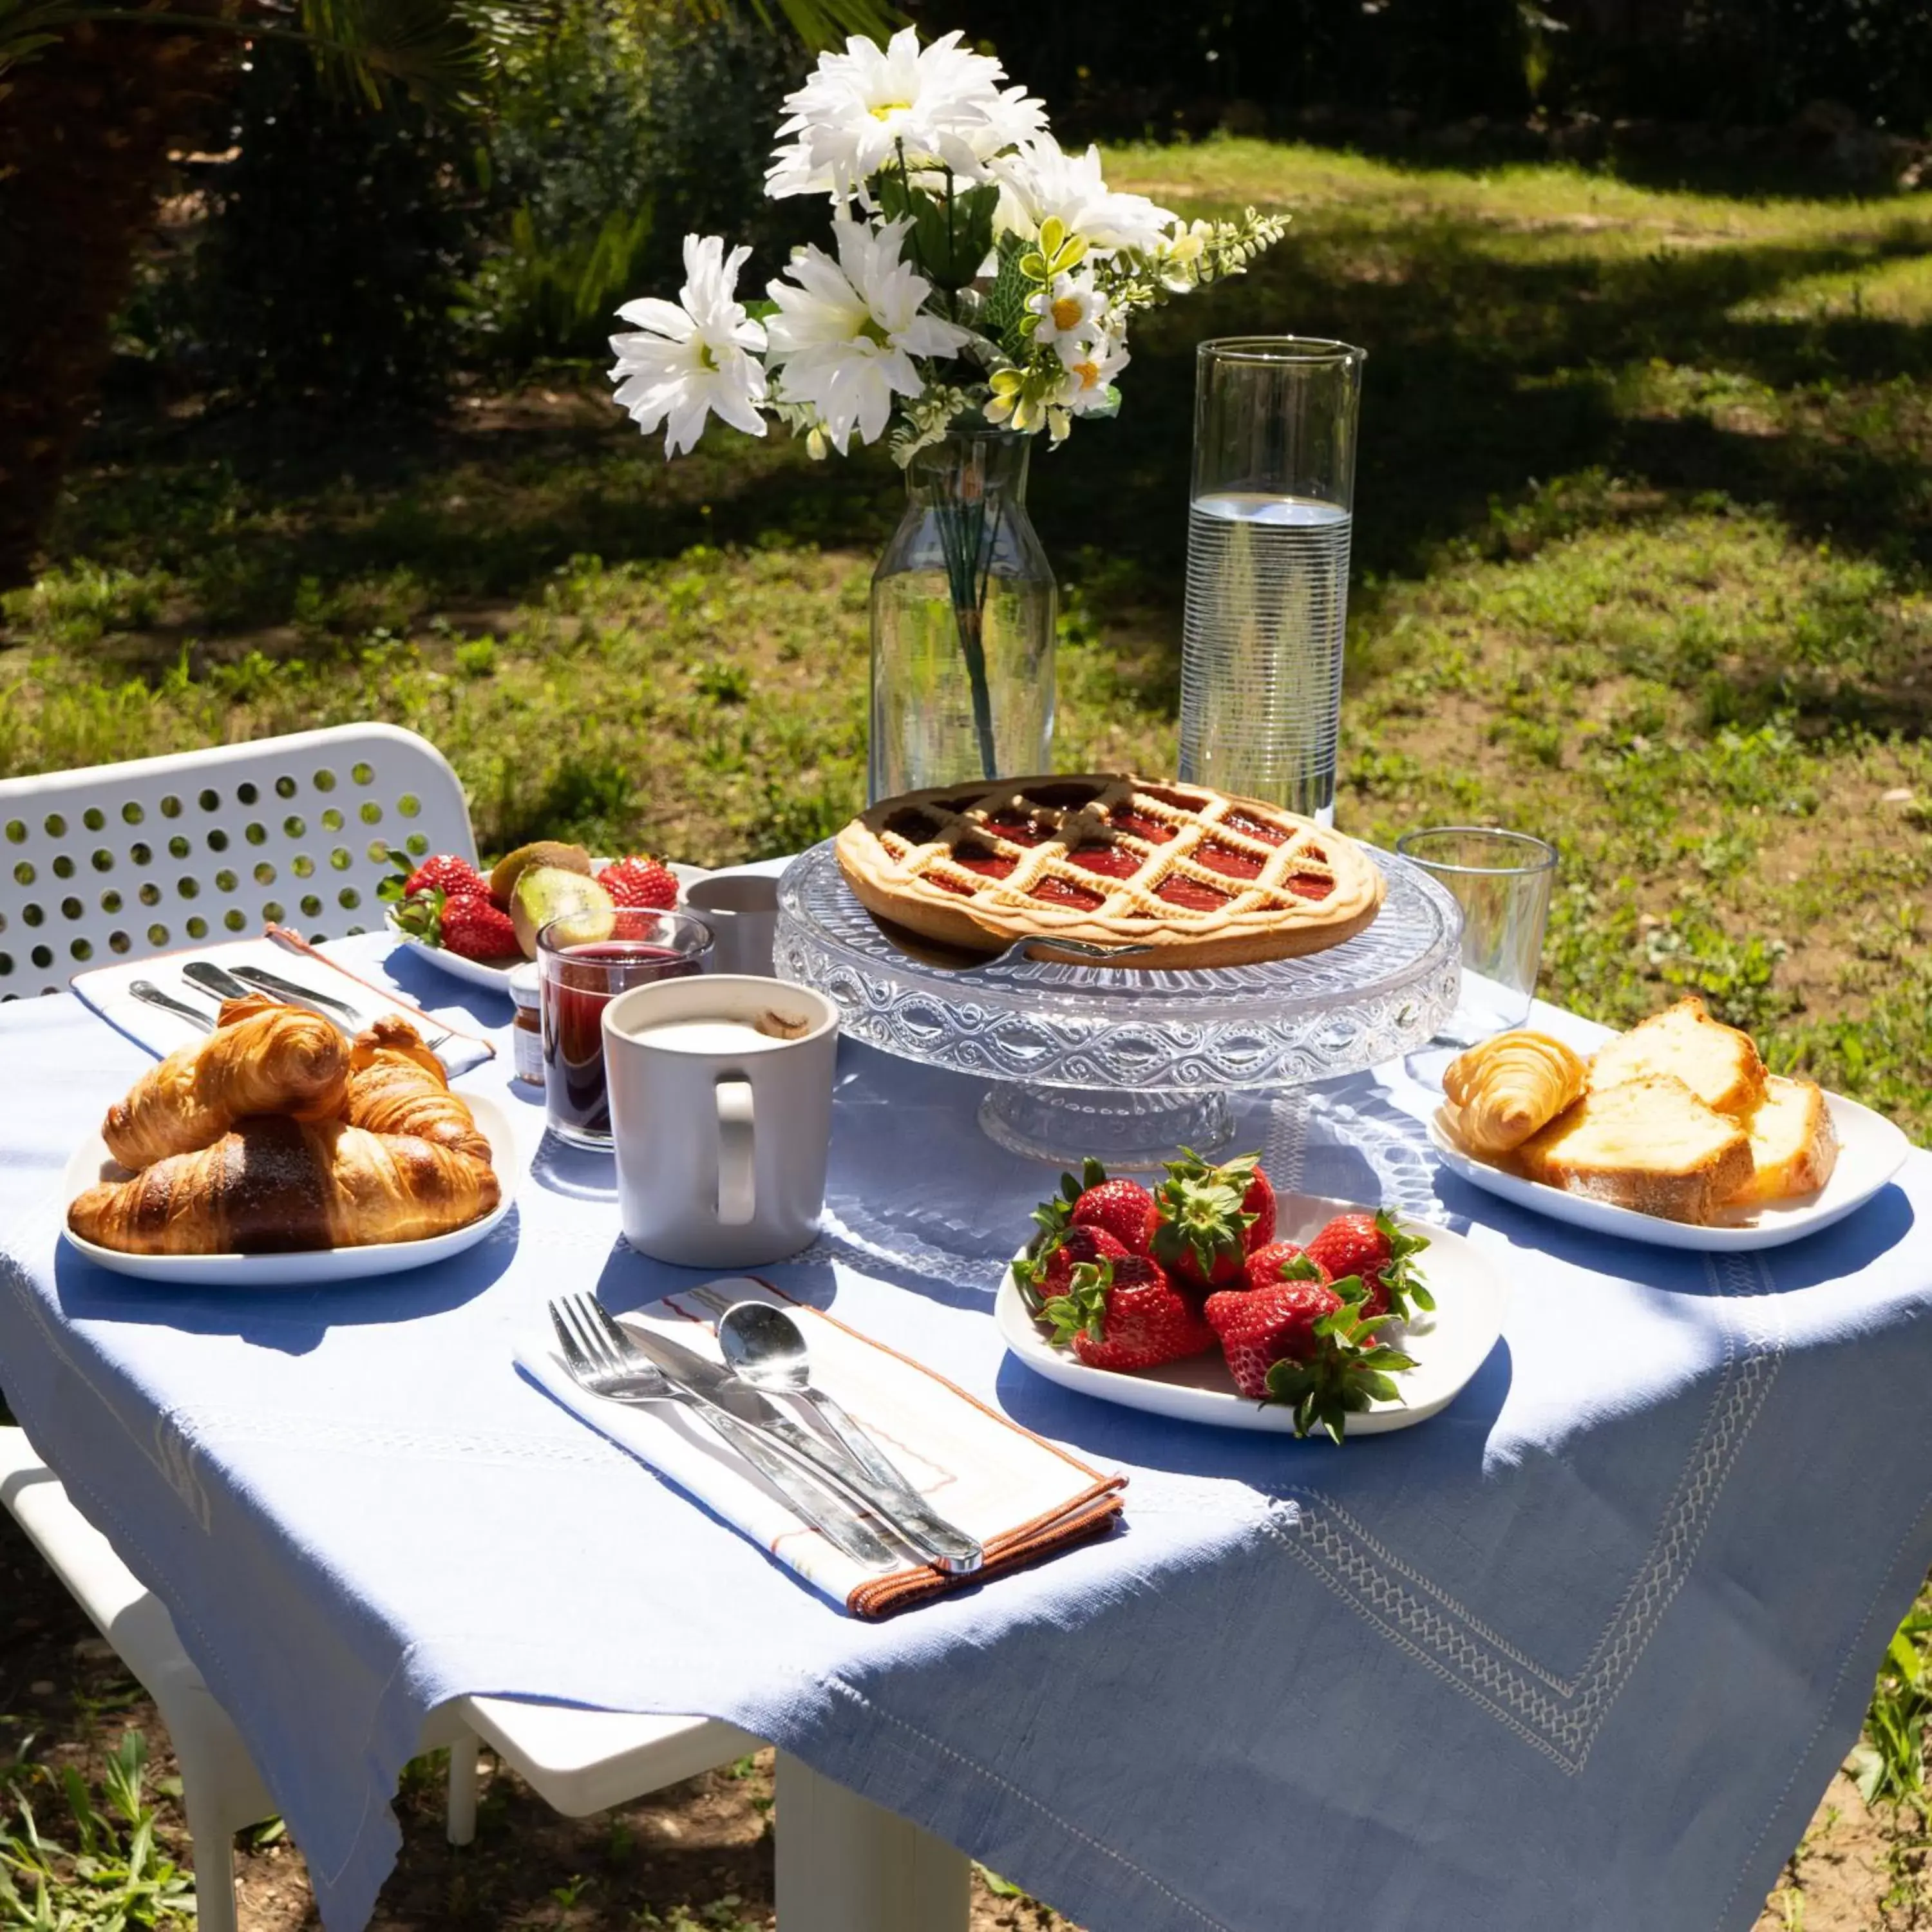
[129,980,213,1032]
[717,1300,983,1575]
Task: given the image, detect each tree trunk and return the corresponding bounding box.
[0,4,242,591]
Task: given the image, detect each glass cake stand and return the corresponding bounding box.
[773,841,1463,1166]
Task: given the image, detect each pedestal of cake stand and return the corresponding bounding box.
[976,1084,1235,1168]
[772,841,1463,1167]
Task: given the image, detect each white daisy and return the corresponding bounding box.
[764,218,972,453]
[766,26,1045,201]
[994,135,1177,257]
[608,233,768,457]
[1058,334,1131,413]
[1025,270,1112,365]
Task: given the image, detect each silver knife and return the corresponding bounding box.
[228,963,368,1027]
[182,960,260,1008]
[620,1324,982,1574]
[546,1309,896,1571]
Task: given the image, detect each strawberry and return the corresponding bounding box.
[1242,1239,1330,1296]
[1026,1157,1153,1259]
[402,853,486,902]
[1217,1278,1342,1399]
[1041,1254,1216,1373]
[1218,1274,1417,1441]
[598,857,680,911]
[1202,1245,1332,1336]
[437,893,522,962]
[1012,1224,1130,1305]
[1305,1210,1434,1323]
[1072,1176,1156,1257]
[1150,1148,1273,1289]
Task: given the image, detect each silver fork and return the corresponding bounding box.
[547,1297,899,1571]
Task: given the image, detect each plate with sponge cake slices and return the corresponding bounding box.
[1426,998,1909,1251]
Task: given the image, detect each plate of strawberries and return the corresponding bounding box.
[996,1150,1510,1441]
[379,843,707,992]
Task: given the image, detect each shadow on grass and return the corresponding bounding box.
[42,199,1932,679]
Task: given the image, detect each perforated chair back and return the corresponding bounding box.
[0,724,475,999]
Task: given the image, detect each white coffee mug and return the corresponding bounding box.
[602,975,838,1267]
[686,871,781,978]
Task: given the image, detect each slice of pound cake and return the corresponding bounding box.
[1725,1074,1839,1206]
[1514,1074,1756,1224]
[1586,996,1767,1118]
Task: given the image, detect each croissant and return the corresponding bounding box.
[1442,1030,1589,1157]
[69,1115,499,1255]
[102,1000,350,1170]
[342,1018,491,1164]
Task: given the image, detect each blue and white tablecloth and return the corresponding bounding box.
[4,931,1931,1932]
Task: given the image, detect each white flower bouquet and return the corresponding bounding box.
[607,26,1289,464]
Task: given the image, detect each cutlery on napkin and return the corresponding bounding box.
[71,927,495,1074]
[516,1280,1126,1617]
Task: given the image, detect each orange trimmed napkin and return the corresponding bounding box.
[518,1281,1124,1618]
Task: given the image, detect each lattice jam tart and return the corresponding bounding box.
[835,775,1387,970]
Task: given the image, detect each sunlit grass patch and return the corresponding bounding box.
[1728,248,1932,325]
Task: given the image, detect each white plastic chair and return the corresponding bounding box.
[0,723,477,999]
[0,724,480,1918]
[1,1425,480,1931]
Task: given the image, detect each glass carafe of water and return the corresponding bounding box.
[1179,338,1365,824]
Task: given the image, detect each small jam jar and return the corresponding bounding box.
[507,962,544,1087]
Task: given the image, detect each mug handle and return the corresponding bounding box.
[715,1078,755,1225]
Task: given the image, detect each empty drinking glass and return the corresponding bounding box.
[1179,337,1366,824]
[1396,828,1557,1045]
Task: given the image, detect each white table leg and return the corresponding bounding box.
[774,1752,971,1932]
[444,1730,479,1846]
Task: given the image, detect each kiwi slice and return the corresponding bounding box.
[489,839,592,904]
[511,866,615,957]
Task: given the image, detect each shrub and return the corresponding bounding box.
[471,4,806,365]
[185,43,484,408]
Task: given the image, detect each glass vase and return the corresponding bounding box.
[868,430,1057,801]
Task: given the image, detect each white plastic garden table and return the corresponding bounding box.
[452,1700,969,1928]
[12,737,1932,1932]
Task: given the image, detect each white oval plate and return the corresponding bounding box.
[384,862,710,993]
[60,1093,518,1286]
[994,1194,1510,1435]
[1426,1089,1910,1253]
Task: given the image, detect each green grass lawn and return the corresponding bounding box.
[7,138,1929,1130]
[5,137,1932,1930]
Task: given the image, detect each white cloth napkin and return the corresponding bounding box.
[516,1280,1125,1617]
[71,927,495,1074]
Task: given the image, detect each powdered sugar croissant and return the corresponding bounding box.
[1442,1030,1588,1157]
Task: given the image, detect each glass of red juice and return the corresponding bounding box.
[536,909,714,1148]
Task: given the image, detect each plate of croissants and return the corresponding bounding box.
[63,996,513,1283]
[1427,997,1908,1250]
